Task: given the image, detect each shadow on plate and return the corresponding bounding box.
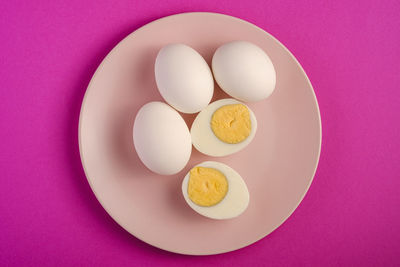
[65,16,192,257]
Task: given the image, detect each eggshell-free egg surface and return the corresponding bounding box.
[133,101,192,175]
[182,161,250,220]
[212,41,276,102]
[155,44,214,113]
[191,98,257,157]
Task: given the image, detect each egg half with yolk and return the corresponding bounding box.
[182,161,250,220]
[191,98,257,157]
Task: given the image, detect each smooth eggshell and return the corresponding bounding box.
[133,101,192,175]
[212,41,276,102]
[155,44,214,113]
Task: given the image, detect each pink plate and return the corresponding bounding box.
[79,12,321,255]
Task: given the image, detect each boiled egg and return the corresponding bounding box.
[155,44,214,113]
[191,98,257,157]
[133,101,192,175]
[212,41,276,102]
[182,161,249,220]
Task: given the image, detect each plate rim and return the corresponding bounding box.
[78,11,322,255]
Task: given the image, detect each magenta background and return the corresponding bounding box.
[1,0,399,266]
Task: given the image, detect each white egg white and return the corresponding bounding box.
[182,161,250,220]
[191,98,257,157]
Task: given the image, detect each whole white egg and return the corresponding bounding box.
[182,161,250,220]
[191,98,257,157]
[155,44,214,113]
[212,41,276,102]
[133,101,192,175]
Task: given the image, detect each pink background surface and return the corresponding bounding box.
[0,1,399,266]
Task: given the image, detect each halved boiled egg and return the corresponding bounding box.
[181,161,250,220]
[191,98,257,157]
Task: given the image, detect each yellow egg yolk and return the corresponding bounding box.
[188,167,228,207]
[211,104,251,144]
